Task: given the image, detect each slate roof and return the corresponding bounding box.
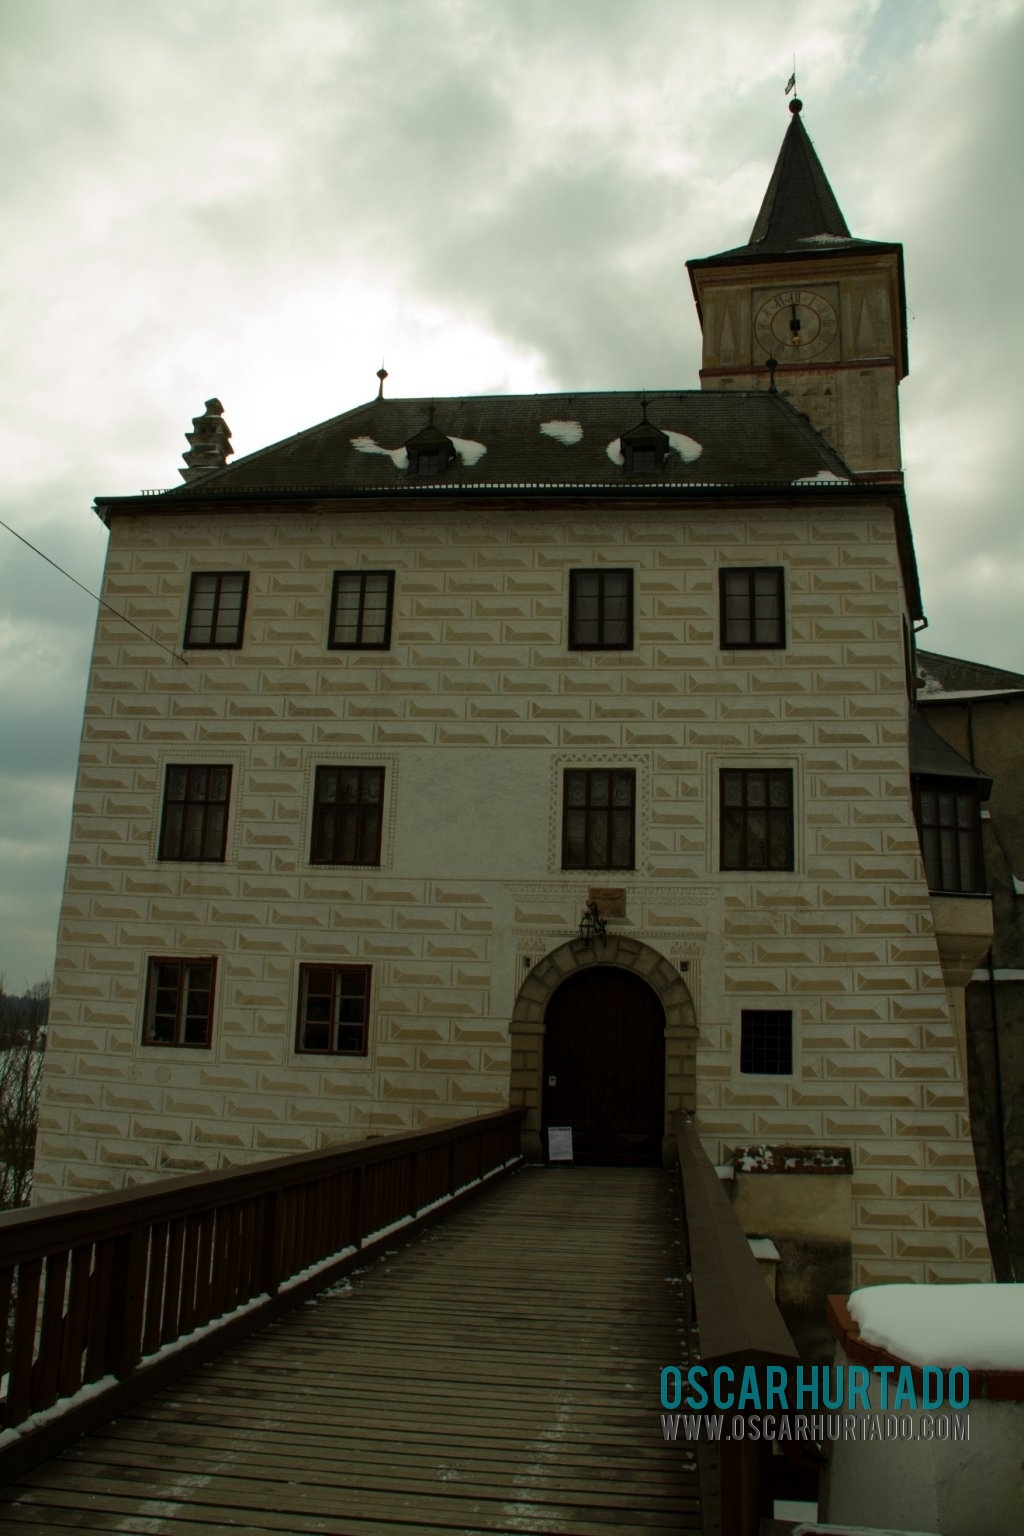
[748,100,851,250]
[917,650,1024,700]
[144,389,856,500]
[909,709,993,792]
[688,101,901,267]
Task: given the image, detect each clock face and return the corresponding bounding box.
[754,290,838,361]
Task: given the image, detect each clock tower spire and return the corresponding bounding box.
[687,100,908,476]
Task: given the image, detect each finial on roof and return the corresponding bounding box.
[376,364,388,400]
[179,398,233,483]
[789,96,803,114]
[766,357,779,393]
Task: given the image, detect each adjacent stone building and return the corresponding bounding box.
[34,102,994,1292]
[916,649,1024,1281]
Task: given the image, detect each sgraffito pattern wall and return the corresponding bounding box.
[34,499,990,1283]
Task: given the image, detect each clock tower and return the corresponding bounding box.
[686,99,907,476]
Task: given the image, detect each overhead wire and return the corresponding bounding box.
[0,515,187,665]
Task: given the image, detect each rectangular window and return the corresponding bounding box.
[562,769,635,869]
[143,958,216,1047]
[310,766,384,865]
[296,965,371,1055]
[569,569,633,649]
[740,1010,792,1075]
[721,769,794,871]
[184,572,249,648]
[159,764,232,861]
[720,568,785,648]
[329,571,395,649]
[913,780,985,894]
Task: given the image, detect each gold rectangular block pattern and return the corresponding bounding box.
[31,506,992,1285]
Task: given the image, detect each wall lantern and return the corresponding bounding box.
[578,898,607,948]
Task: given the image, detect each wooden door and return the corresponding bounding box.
[542,967,665,1165]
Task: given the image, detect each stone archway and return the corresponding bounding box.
[509,936,697,1164]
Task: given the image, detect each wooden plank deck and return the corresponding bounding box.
[2,1166,700,1535]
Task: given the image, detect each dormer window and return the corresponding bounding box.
[405,424,456,478]
[620,417,669,475]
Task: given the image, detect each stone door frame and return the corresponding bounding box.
[509,935,697,1163]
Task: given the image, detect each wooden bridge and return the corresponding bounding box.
[0,1114,800,1535]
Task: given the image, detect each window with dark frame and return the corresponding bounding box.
[627,445,661,474]
[296,964,371,1056]
[568,569,633,650]
[158,765,232,861]
[412,447,443,477]
[329,571,395,649]
[143,957,216,1047]
[310,766,384,866]
[184,572,249,648]
[720,567,785,649]
[720,768,794,871]
[405,426,456,479]
[562,768,635,870]
[740,1010,793,1075]
[621,420,669,476]
[913,779,985,894]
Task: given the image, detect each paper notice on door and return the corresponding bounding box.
[547,1126,573,1163]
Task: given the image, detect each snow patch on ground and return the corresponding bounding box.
[540,420,583,446]
[0,1374,117,1448]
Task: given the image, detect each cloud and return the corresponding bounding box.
[1,0,1022,981]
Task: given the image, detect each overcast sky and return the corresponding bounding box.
[1,0,1021,989]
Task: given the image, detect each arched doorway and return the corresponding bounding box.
[542,967,666,1165]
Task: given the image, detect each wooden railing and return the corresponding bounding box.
[675,1116,801,1536]
[0,1109,522,1486]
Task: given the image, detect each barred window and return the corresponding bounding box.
[721,769,794,871]
[563,769,635,870]
[569,569,633,649]
[310,766,384,866]
[143,958,216,1047]
[158,765,232,861]
[720,568,785,649]
[329,571,395,649]
[740,1010,793,1075]
[913,779,985,894]
[296,965,371,1055]
[184,572,249,648]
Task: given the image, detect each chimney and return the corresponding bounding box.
[179,398,233,482]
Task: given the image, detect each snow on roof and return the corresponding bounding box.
[792,469,850,485]
[605,430,703,467]
[848,1284,1024,1371]
[540,420,583,446]
[747,1237,780,1262]
[450,436,487,467]
[351,434,409,470]
[665,429,703,464]
[918,683,1023,701]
